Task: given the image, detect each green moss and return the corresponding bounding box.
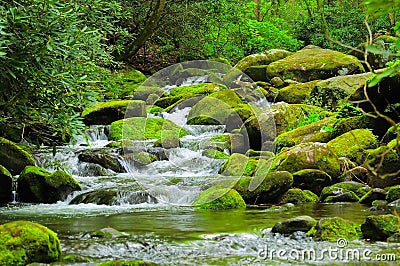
[110,117,187,141]
[153,130,181,149]
[193,188,246,210]
[267,46,364,82]
[101,68,147,99]
[292,169,332,195]
[219,153,258,176]
[147,106,163,114]
[272,142,341,178]
[0,220,61,265]
[275,117,335,152]
[202,149,230,159]
[386,185,400,203]
[331,115,374,138]
[234,171,293,204]
[169,83,225,96]
[0,164,13,203]
[361,214,399,241]
[276,80,319,104]
[327,129,377,161]
[96,260,156,266]
[82,100,134,117]
[210,134,231,143]
[280,188,319,204]
[154,92,193,109]
[320,182,370,202]
[47,170,81,189]
[307,217,362,241]
[0,137,35,175]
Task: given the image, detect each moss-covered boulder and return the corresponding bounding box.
[110,117,187,141]
[331,115,375,141]
[307,217,361,241]
[153,130,181,149]
[82,100,146,125]
[202,149,230,159]
[309,73,372,108]
[280,188,319,204]
[124,151,158,167]
[102,68,147,99]
[276,80,319,104]
[359,188,387,205]
[234,171,293,204]
[275,117,335,152]
[292,169,332,195]
[362,146,400,188]
[272,142,341,178]
[0,164,13,203]
[272,216,317,235]
[320,181,370,203]
[386,185,400,203]
[70,189,157,205]
[219,153,258,177]
[267,45,364,82]
[133,86,165,102]
[0,137,35,175]
[361,214,399,241]
[18,166,81,203]
[241,102,329,150]
[78,150,124,173]
[187,89,243,125]
[327,129,377,162]
[0,220,61,265]
[193,188,246,210]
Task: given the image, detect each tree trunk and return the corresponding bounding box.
[122,0,166,60]
[254,0,261,21]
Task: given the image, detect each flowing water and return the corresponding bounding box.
[1,73,400,265]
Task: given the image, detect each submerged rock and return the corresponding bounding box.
[90,227,128,238]
[18,166,81,203]
[0,220,61,265]
[0,137,35,175]
[307,217,361,241]
[193,188,246,210]
[361,214,399,241]
[266,45,364,82]
[70,189,157,205]
[0,164,12,203]
[272,215,317,235]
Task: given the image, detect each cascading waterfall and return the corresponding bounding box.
[10,176,18,204]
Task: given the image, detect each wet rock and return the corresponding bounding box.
[362,146,400,188]
[292,169,332,195]
[320,181,370,203]
[18,166,81,203]
[331,115,375,138]
[0,164,13,203]
[0,137,35,175]
[70,189,157,205]
[386,185,400,203]
[193,188,246,210]
[82,100,146,125]
[280,188,319,204]
[265,203,295,212]
[307,217,361,241]
[267,45,364,82]
[0,220,61,265]
[187,89,243,126]
[124,151,157,167]
[219,153,258,177]
[153,130,181,149]
[133,86,165,102]
[359,188,386,205]
[90,227,128,238]
[327,129,378,162]
[271,142,341,178]
[387,232,400,243]
[275,117,335,152]
[270,76,284,87]
[78,149,124,173]
[275,80,319,104]
[234,171,293,204]
[371,200,388,211]
[272,216,317,235]
[110,117,187,141]
[361,214,399,241]
[202,149,230,159]
[309,73,372,108]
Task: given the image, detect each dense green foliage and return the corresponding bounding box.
[0,0,398,144]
